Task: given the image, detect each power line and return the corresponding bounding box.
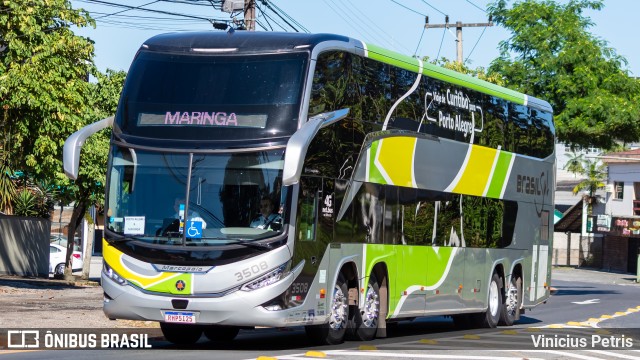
[261,1,301,32]
[388,0,427,17]
[78,0,215,23]
[436,27,446,60]
[465,0,487,13]
[419,0,446,17]
[464,25,488,65]
[268,1,309,32]
[95,0,159,19]
[414,25,426,58]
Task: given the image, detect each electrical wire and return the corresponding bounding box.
[414,25,426,58]
[268,1,309,33]
[436,27,446,60]
[419,0,446,17]
[464,25,488,65]
[388,0,427,17]
[95,0,159,19]
[261,1,301,32]
[77,0,214,22]
[465,0,487,13]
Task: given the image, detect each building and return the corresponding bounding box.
[593,149,640,273]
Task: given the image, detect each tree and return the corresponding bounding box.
[563,150,585,176]
[570,158,606,214]
[0,1,96,177]
[488,0,640,150]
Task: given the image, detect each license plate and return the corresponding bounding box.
[164,311,196,324]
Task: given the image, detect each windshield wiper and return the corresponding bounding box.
[196,237,272,250]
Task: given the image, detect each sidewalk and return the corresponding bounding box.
[552,266,638,286]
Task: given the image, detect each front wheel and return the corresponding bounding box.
[472,272,503,328]
[348,274,380,341]
[160,323,202,345]
[305,273,349,345]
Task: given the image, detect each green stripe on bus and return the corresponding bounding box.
[422,62,525,105]
[368,141,387,185]
[363,43,525,105]
[365,43,421,74]
[486,151,514,198]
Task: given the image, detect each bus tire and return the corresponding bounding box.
[160,323,202,345]
[203,326,240,342]
[348,273,380,341]
[499,275,522,326]
[474,272,503,328]
[305,273,349,345]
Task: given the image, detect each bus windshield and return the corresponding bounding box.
[116,51,308,141]
[105,145,286,245]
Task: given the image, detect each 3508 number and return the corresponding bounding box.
[234,261,268,281]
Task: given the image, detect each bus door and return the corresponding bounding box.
[424,193,465,312]
[292,177,334,309]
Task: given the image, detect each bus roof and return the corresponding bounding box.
[140,31,552,113]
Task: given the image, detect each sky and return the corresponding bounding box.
[70,0,639,76]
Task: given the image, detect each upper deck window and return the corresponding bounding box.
[117,51,308,141]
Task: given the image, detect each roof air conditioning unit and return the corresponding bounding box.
[222,0,245,13]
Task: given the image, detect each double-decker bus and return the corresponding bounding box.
[64,31,554,345]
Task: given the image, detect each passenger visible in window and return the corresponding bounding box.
[251,196,281,230]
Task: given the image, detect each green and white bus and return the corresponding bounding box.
[64,31,554,345]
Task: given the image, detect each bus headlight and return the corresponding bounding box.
[241,262,289,291]
[103,261,127,286]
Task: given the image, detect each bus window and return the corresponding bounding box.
[298,178,320,242]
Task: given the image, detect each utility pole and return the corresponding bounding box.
[244,0,256,31]
[425,16,493,64]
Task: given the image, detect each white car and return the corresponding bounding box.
[49,243,83,276]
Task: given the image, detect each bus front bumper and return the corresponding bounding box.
[101,265,308,328]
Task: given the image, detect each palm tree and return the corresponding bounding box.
[563,150,585,177]
[571,158,607,214]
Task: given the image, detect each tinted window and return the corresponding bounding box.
[117,51,308,141]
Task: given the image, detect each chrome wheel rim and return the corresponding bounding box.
[489,280,499,317]
[505,281,518,316]
[329,284,348,330]
[361,284,379,328]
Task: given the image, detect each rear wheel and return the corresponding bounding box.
[160,323,202,345]
[305,273,349,345]
[348,274,380,341]
[203,326,240,342]
[499,275,522,326]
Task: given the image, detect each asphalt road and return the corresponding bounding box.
[3,267,640,359]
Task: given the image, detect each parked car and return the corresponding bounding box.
[49,243,83,276]
[50,233,82,252]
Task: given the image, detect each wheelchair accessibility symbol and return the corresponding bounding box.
[186,220,203,238]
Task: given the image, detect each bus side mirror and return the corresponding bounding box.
[282,108,349,186]
[63,116,114,180]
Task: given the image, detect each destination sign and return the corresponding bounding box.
[138,112,268,128]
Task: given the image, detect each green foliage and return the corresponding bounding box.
[0,150,15,213]
[567,157,606,214]
[0,0,96,179]
[13,189,38,217]
[488,0,640,149]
